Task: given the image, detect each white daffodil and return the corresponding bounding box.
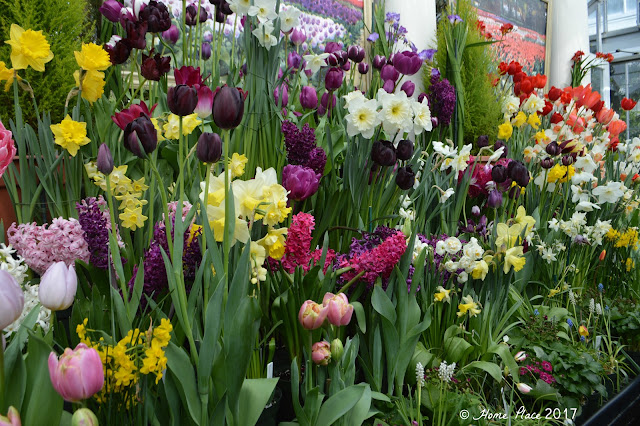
[377,90,413,134]
[574,154,598,173]
[343,91,366,109]
[440,188,455,203]
[249,0,278,23]
[303,53,329,74]
[227,0,252,16]
[252,22,278,50]
[487,146,505,163]
[278,6,301,33]
[521,94,545,114]
[501,94,520,116]
[576,200,601,212]
[345,98,380,138]
[412,98,432,135]
[571,185,590,203]
[593,181,625,204]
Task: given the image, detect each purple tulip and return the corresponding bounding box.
[508,161,530,187]
[168,85,198,116]
[540,157,554,169]
[212,85,247,130]
[96,144,114,175]
[324,42,342,53]
[381,64,399,82]
[287,51,302,70]
[162,24,180,44]
[291,28,306,46]
[418,92,428,103]
[394,51,423,76]
[194,85,213,118]
[342,61,351,71]
[358,62,369,74]
[401,80,415,97]
[382,79,395,93]
[477,135,489,148]
[282,165,321,201]
[300,86,318,109]
[203,30,213,43]
[373,55,386,70]
[99,0,123,23]
[396,166,415,190]
[347,45,365,63]
[325,67,344,91]
[124,115,157,158]
[274,84,289,107]
[487,190,503,208]
[199,42,212,60]
[196,132,222,163]
[546,141,561,156]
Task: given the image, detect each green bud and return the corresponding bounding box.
[72,408,99,426]
[330,338,344,361]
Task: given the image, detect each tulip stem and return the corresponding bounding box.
[0,342,5,410]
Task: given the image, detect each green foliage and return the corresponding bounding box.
[427,0,501,146]
[0,0,94,126]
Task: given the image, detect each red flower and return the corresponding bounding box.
[111,101,157,130]
[540,100,553,116]
[550,113,564,124]
[621,97,638,111]
[507,61,523,76]
[596,52,614,63]
[572,50,585,62]
[500,23,514,35]
[533,74,547,89]
[547,86,562,102]
[498,61,508,75]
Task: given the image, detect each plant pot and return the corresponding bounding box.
[0,157,19,240]
[256,386,282,426]
[581,375,640,425]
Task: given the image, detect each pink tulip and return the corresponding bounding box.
[48,343,104,402]
[322,292,353,326]
[298,300,328,330]
[0,119,16,178]
[311,341,331,365]
[0,407,21,426]
[516,383,532,394]
[39,262,77,311]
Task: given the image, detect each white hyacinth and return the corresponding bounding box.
[568,290,576,306]
[438,361,456,382]
[416,362,425,388]
[596,303,602,316]
[589,298,595,314]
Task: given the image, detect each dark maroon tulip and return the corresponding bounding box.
[299,86,318,109]
[112,101,156,130]
[358,62,370,74]
[487,190,503,208]
[540,157,554,169]
[139,0,171,33]
[347,45,365,63]
[199,42,212,60]
[401,80,415,97]
[545,141,560,156]
[185,4,207,25]
[396,166,415,190]
[106,39,132,65]
[382,79,395,93]
[219,2,232,15]
[325,67,344,91]
[194,85,214,118]
[342,61,351,71]
[561,155,574,166]
[274,84,289,107]
[288,51,302,70]
[380,64,399,82]
[476,135,489,148]
[396,139,414,161]
[162,24,180,44]
[215,9,225,23]
[372,55,386,70]
[327,53,339,67]
[507,161,529,187]
[168,85,198,116]
[394,51,423,75]
[97,144,114,175]
[334,50,348,66]
[491,164,508,183]
[141,52,171,81]
[282,165,321,201]
[174,66,203,87]
[212,85,247,129]
[124,20,148,50]
[324,42,342,53]
[99,0,123,22]
[291,28,306,46]
[196,132,223,163]
[493,141,508,157]
[418,92,428,103]
[124,116,157,158]
[371,140,396,166]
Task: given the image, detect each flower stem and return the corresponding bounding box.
[0,342,5,410]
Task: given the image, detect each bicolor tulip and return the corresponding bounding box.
[48,343,104,402]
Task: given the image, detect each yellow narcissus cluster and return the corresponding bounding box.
[74,43,111,104]
[85,163,149,230]
[494,206,536,274]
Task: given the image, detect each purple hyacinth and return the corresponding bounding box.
[76,196,114,269]
[282,121,327,176]
[428,78,456,126]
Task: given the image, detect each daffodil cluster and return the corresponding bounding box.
[606,227,639,249]
[429,236,493,283]
[85,163,149,230]
[73,43,111,104]
[76,318,172,404]
[494,206,537,274]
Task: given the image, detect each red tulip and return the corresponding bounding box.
[621,97,637,111]
[547,86,562,102]
[112,101,156,130]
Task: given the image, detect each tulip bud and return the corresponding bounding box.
[39,262,77,311]
[357,62,370,75]
[322,292,354,326]
[320,92,336,109]
[196,132,222,164]
[0,270,23,330]
[342,61,351,72]
[162,24,180,44]
[347,45,365,63]
[396,139,414,161]
[325,67,344,91]
[380,64,399,82]
[168,84,198,116]
[327,53,339,67]
[487,190,503,208]
[545,141,560,156]
[194,85,214,118]
[401,80,415,97]
[491,164,508,183]
[124,115,158,158]
[372,55,386,70]
[330,339,344,361]
[96,144,114,175]
[599,249,606,261]
[396,166,415,190]
[508,161,530,187]
[212,85,246,130]
[516,383,532,394]
[382,79,395,93]
[298,300,328,330]
[282,165,320,201]
[514,351,527,362]
[540,157,554,169]
[274,84,289,107]
[334,50,348,66]
[299,86,318,110]
[311,341,331,365]
[371,140,397,166]
[477,135,489,148]
[561,155,573,166]
[0,406,21,426]
[99,0,123,22]
[49,343,104,402]
[199,42,212,60]
[290,28,306,46]
[185,4,207,26]
[72,408,99,426]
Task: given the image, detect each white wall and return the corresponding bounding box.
[548,0,591,87]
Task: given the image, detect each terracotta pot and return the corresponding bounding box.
[0,157,19,241]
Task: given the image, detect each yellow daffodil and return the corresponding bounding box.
[527,113,541,130]
[206,204,250,244]
[548,288,560,297]
[228,153,248,178]
[150,117,165,141]
[514,206,536,235]
[119,205,147,230]
[511,111,526,128]
[434,286,452,303]
[496,222,523,249]
[261,184,292,226]
[232,178,266,219]
[50,115,91,157]
[162,113,201,139]
[5,24,54,71]
[547,164,575,183]
[578,325,589,337]
[471,259,489,280]
[498,121,513,140]
[503,245,526,274]
[534,131,549,144]
[74,69,105,104]
[457,295,481,318]
[258,227,288,259]
[0,61,20,92]
[200,172,228,207]
[626,257,635,272]
[74,42,111,71]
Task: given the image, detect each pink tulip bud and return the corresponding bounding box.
[298,300,328,330]
[311,341,331,365]
[514,351,527,362]
[516,382,532,394]
[322,292,353,326]
[0,406,21,426]
[48,343,104,402]
[39,262,77,311]
[0,270,24,330]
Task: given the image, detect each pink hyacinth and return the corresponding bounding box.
[281,212,315,273]
[339,230,407,285]
[7,218,90,275]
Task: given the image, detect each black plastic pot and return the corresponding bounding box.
[581,375,640,425]
[256,386,282,426]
